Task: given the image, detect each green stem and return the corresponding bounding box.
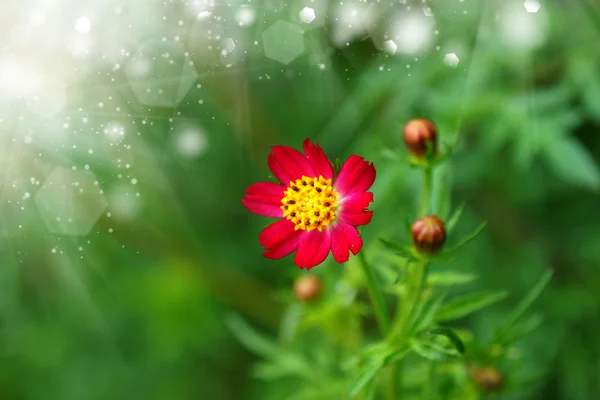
[388,364,398,400]
[423,361,437,399]
[356,252,396,400]
[419,166,433,216]
[392,261,429,342]
[407,262,429,332]
[357,251,391,335]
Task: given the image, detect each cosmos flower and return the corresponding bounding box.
[242,139,375,269]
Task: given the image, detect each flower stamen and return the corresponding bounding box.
[281,175,338,231]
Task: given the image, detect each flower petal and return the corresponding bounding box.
[341,192,374,213]
[338,210,373,226]
[259,219,297,250]
[294,228,332,269]
[242,182,285,218]
[331,222,363,263]
[268,145,315,186]
[334,155,376,197]
[264,230,304,259]
[303,139,333,179]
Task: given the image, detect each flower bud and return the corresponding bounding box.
[411,215,446,254]
[469,366,504,392]
[403,118,438,158]
[293,275,322,302]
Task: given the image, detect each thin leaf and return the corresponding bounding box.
[379,238,416,259]
[436,291,508,322]
[411,337,462,361]
[279,303,303,343]
[445,203,466,234]
[505,269,553,328]
[410,288,450,333]
[427,328,466,354]
[226,314,279,358]
[544,136,600,190]
[349,360,384,397]
[498,313,545,345]
[384,344,412,364]
[427,271,476,287]
[445,222,487,253]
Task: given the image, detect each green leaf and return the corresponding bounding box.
[445,222,487,253]
[435,291,508,322]
[544,136,600,190]
[411,336,462,361]
[410,288,450,333]
[445,203,466,234]
[384,344,412,364]
[427,327,465,354]
[498,313,545,345]
[379,238,417,260]
[349,360,384,397]
[226,314,279,358]
[279,303,303,343]
[427,271,477,287]
[494,269,552,345]
[505,269,553,328]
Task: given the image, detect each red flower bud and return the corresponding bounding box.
[293,275,322,302]
[403,118,438,158]
[469,366,504,392]
[411,215,446,254]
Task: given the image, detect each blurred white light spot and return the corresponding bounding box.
[0,55,45,97]
[391,14,434,54]
[125,41,198,108]
[444,53,459,67]
[262,20,305,64]
[75,17,91,34]
[498,5,547,50]
[34,168,108,236]
[197,11,211,20]
[104,122,125,142]
[383,40,398,55]
[299,7,316,24]
[331,3,373,46]
[175,129,208,158]
[423,7,434,17]
[236,7,256,26]
[70,35,91,55]
[221,38,235,55]
[524,0,541,13]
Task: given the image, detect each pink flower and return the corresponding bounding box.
[242,139,375,269]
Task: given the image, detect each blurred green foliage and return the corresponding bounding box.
[1,0,600,399]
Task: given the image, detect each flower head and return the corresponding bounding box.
[293,275,322,302]
[403,118,438,159]
[242,139,375,269]
[469,366,504,392]
[411,215,446,254]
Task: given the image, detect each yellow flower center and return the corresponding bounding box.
[281,175,338,231]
